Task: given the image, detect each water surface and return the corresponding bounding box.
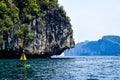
[0,56,120,80]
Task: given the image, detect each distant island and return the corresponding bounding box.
[64,35,120,56]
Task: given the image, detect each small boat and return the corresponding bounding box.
[17,50,30,67]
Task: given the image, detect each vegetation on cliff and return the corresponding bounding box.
[0,0,74,58]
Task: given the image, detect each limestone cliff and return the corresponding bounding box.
[0,0,74,58]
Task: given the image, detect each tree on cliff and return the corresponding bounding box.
[0,0,18,50]
[14,24,34,48]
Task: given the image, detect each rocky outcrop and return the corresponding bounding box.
[65,35,120,56]
[0,0,74,58]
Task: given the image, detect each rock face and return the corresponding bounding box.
[65,35,120,56]
[0,0,74,58]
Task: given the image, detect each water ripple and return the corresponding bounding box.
[0,56,120,80]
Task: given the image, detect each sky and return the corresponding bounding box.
[58,0,120,43]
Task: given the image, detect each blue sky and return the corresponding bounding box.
[58,0,120,43]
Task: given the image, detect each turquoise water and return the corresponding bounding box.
[0,56,120,80]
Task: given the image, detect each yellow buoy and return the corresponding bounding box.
[20,50,27,61]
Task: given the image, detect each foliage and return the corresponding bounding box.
[50,0,58,7]
[21,0,39,14]
[0,19,4,29]
[15,24,29,39]
[20,0,39,22]
[0,1,9,18]
[25,14,33,21]
[0,17,13,31]
[59,6,71,21]
[40,13,45,19]
[0,0,18,34]
[66,16,71,21]
[59,6,66,16]
[15,24,34,45]
[0,0,19,23]
[42,0,50,7]
[42,0,58,8]
[25,33,34,43]
[8,2,19,23]
[0,35,3,44]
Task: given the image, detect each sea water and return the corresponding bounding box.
[0,56,120,80]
